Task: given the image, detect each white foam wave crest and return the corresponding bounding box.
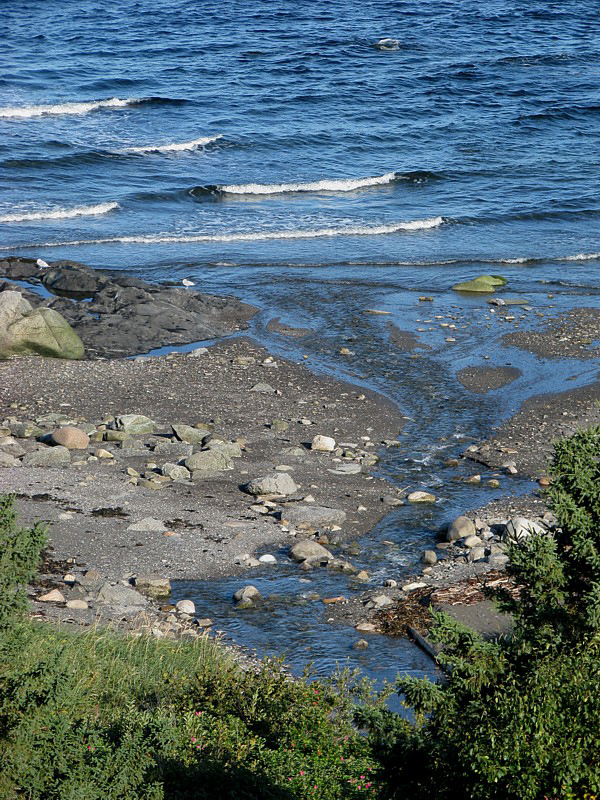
[15,217,443,247]
[0,202,119,223]
[122,135,222,153]
[0,97,134,118]
[565,252,600,261]
[219,171,398,195]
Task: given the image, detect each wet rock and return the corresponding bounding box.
[280,504,346,530]
[233,585,261,606]
[258,554,277,564]
[311,434,336,452]
[407,491,436,503]
[447,515,475,542]
[353,639,369,649]
[356,570,369,581]
[110,414,155,434]
[176,599,196,615]
[289,540,333,563]
[50,426,90,449]
[452,275,507,293]
[22,445,70,467]
[242,472,298,496]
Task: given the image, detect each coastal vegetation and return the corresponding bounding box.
[1,428,599,798]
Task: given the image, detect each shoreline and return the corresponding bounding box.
[1,257,598,652]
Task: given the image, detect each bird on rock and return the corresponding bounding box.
[36,258,50,269]
[182,278,195,288]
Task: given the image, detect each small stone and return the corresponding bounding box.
[134,575,171,597]
[356,570,369,581]
[188,347,208,357]
[66,599,88,610]
[50,426,90,449]
[407,491,436,503]
[290,540,333,563]
[402,582,428,592]
[353,638,369,649]
[384,579,397,588]
[370,594,393,608]
[271,419,289,432]
[38,589,65,603]
[465,474,481,484]
[250,382,276,394]
[469,546,486,562]
[339,347,352,355]
[311,434,336,452]
[137,478,166,490]
[95,448,114,459]
[0,451,19,467]
[463,535,484,549]
[322,596,346,604]
[233,585,261,604]
[487,479,500,488]
[538,476,551,487]
[258,554,277,564]
[176,599,196,615]
[421,549,437,565]
[127,517,168,532]
[63,573,76,585]
[161,462,192,481]
[355,622,377,632]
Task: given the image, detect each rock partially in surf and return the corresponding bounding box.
[41,262,108,298]
[452,275,507,293]
[0,291,85,360]
[374,37,399,50]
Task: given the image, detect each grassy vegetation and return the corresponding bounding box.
[3,427,600,798]
[0,494,384,800]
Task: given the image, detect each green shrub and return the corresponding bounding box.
[0,495,383,799]
[360,428,600,800]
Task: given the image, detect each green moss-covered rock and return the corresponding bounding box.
[452,275,508,292]
[0,291,84,360]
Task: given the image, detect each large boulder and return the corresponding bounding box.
[242,473,298,496]
[41,262,108,298]
[185,449,232,473]
[289,540,334,563]
[0,291,84,360]
[280,504,346,530]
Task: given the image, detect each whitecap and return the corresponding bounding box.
[565,252,600,261]
[8,217,444,247]
[121,135,222,154]
[0,97,134,118]
[218,171,398,195]
[0,202,119,223]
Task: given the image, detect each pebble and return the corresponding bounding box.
[311,434,336,452]
[66,599,88,610]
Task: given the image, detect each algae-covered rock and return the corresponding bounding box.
[0,291,84,360]
[452,275,507,293]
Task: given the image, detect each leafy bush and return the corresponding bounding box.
[0,495,383,799]
[360,428,600,800]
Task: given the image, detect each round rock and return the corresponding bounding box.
[447,515,475,542]
[50,426,90,449]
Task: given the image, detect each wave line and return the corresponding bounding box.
[0,202,119,223]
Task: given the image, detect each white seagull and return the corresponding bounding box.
[182,278,195,288]
[36,258,50,269]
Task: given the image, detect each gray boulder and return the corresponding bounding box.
[503,516,546,545]
[185,450,232,473]
[171,423,211,444]
[109,414,155,434]
[289,540,333,563]
[22,446,71,467]
[447,515,475,542]
[280,504,346,530]
[96,582,148,612]
[242,473,298,496]
[0,291,84,360]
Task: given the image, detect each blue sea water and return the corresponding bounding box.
[3,0,600,681]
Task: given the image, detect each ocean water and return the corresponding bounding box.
[3,0,600,681]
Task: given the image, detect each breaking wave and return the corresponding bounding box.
[194,171,399,196]
[0,96,184,118]
[121,135,222,154]
[0,202,119,223]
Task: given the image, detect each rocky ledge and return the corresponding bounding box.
[0,257,257,358]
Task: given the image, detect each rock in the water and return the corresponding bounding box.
[171,423,210,444]
[289,540,333,563]
[185,449,232,473]
[353,638,369,649]
[233,585,261,605]
[134,575,171,597]
[452,275,507,292]
[242,473,298,496]
[22,446,71,467]
[110,414,155,434]
[176,599,196,615]
[50,426,90,449]
[38,588,65,603]
[280,504,346,530]
[96,582,148,611]
[0,291,84,359]
[447,515,475,542]
[127,517,168,532]
[311,434,336,452]
[258,554,277,564]
[407,491,436,503]
[503,516,546,545]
